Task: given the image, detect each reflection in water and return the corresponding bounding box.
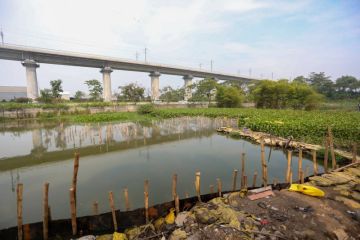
[0,117,321,229]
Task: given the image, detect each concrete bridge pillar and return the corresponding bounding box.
[22,59,39,100]
[149,71,161,101]
[183,75,193,101]
[101,66,113,102]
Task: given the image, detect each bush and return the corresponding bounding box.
[15,97,32,103]
[216,85,244,108]
[137,104,155,114]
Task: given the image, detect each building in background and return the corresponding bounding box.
[0,86,27,101]
[60,91,71,100]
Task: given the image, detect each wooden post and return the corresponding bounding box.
[352,143,357,163]
[69,188,77,235]
[252,171,257,188]
[17,183,23,240]
[72,152,80,205]
[93,201,99,215]
[232,169,238,191]
[324,136,329,173]
[175,195,180,215]
[195,172,201,202]
[108,191,117,231]
[209,185,214,194]
[260,139,267,186]
[286,151,292,183]
[240,152,245,188]
[172,174,177,201]
[298,149,303,181]
[289,170,293,185]
[43,183,49,240]
[312,150,318,175]
[328,127,336,169]
[124,188,130,211]
[144,180,149,223]
[217,178,222,197]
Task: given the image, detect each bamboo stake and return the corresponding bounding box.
[300,170,304,184]
[298,149,303,181]
[175,195,180,215]
[286,151,292,183]
[24,224,30,240]
[93,201,99,215]
[17,183,23,240]
[240,152,245,188]
[144,180,149,223]
[172,174,177,201]
[124,188,130,211]
[312,150,318,175]
[328,127,336,169]
[209,185,214,194]
[243,175,248,190]
[217,178,222,197]
[232,169,238,191]
[324,136,329,173]
[72,152,80,205]
[260,140,267,186]
[289,170,293,185]
[43,182,49,240]
[69,188,77,235]
[195,172,201,202]
[252,171,257,188]
[108,191,117,231]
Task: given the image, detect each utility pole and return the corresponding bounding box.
[144,48,147,62]
[0,28,4,45]
[199,63,202,69]
[210,60,213,72]
[136,52,139,61]
[249,68,252,77]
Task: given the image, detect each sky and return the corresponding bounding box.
[0,0,359,95]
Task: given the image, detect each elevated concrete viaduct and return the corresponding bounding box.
[0,44,258,101]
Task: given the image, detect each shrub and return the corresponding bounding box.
[137,104,155,114]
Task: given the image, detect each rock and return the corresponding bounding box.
[352,184,360,192]
[193,207,217,224]
[332,228,348,240]
[76,236,96,240]
[169,229,187,240]
[175,212,188,227]
[96,234,113,240]
[335,196,360,209]
[351,191,360,201]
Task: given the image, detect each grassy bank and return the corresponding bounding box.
[148,108,360,148]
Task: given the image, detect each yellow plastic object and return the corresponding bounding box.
[289,184,325,197]
[113,232,128,240]
[165,208,175,224]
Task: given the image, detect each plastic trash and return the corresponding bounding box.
[165,208,175,224]
[113,232,128,240]
[289,184,325,197]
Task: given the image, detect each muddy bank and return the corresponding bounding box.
[217,127,359,161]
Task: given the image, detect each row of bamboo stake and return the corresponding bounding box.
[15,131,358,239]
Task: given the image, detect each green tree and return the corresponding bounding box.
[293,76,307,84]
[118,83,145,103]
[251,80,323,110]
[335,75,360,98]
[192,78,218,104]
[50,79,63,99]
[74,90,85,101]
[159,86,184,103]
[38,89,53,103]
[85,79,103,101]
[216,85,244,108]
[307,72,334,98]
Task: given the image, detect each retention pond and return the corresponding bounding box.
[0,117,322,229]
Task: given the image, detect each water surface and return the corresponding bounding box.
[0,117,320,229]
